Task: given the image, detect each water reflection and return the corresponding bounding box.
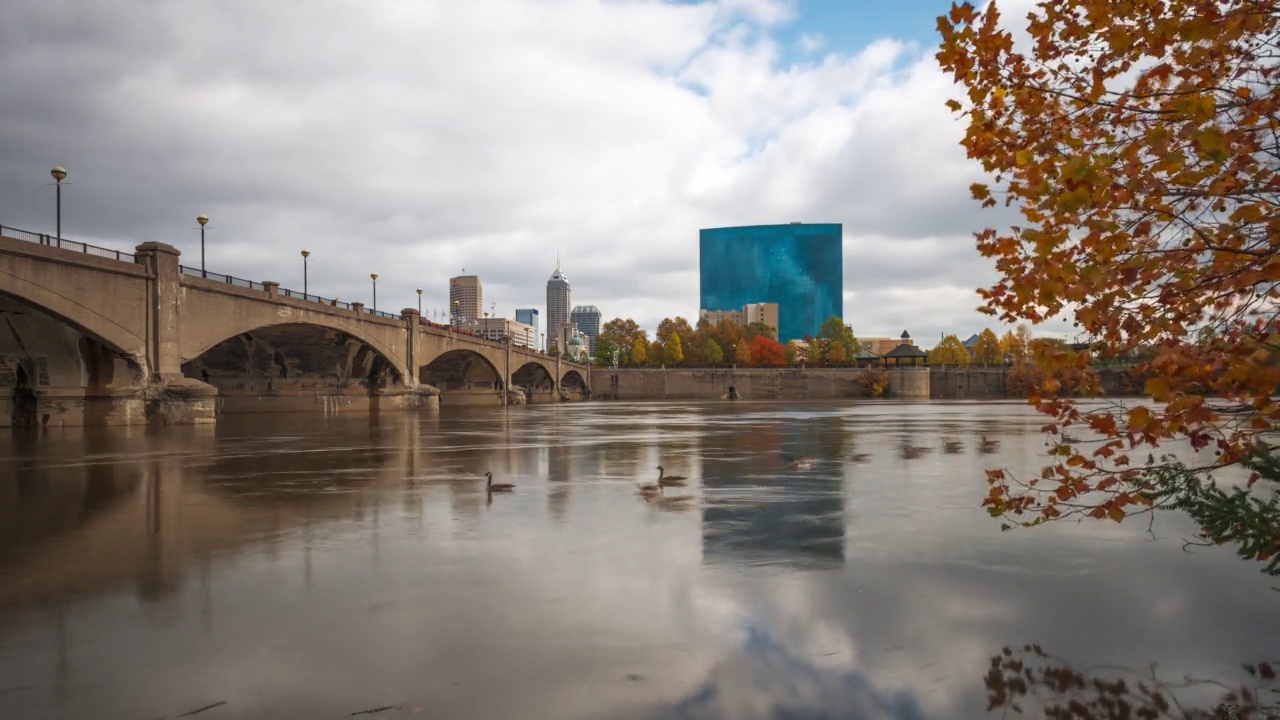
[0,401,1274,720]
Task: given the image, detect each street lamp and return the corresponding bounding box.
[416,288,422,314]
[50,167,68,240]
[370,273,378,311]
[196,215,209,277]
[301,249,310,295]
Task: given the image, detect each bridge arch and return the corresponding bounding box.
[561,369,588,399]
[181,322,407,398]
[0,280,143,362]
[420,349,504,405]
[512,360,557,403]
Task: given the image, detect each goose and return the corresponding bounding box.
[484,471,515,493]
[783,456,818,470]
[900,442,932,459]
[942,437,964,454]
[850,452,871,463]
[656,465,688,486]
[978,436,1000,453]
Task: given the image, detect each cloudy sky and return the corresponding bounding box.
[0,0,1068,345]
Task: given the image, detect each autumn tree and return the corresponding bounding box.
[972,328,1002,364]
[827,341,848,365]
[705,338,724,364]
[733,340,751,366]
[749,335,787,367]
[602,318,639,353]
[784,342,798,366]
[928,334,971,365]
[938,0,1280,572]
[648,339,664,367]
[630,336,647,366]
[664,333,684,365]
[657,317,695,346]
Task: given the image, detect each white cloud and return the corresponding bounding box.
[0,0,1050,347]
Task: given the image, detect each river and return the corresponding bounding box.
[0,400,1275,719]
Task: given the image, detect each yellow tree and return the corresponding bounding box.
[827,341,848,364]
[972,328,1002,364]
[733,340,751,366]
[665,333,684,365]
[928,334,972,365]
[938,0,1280,571]
[630,336,647,366]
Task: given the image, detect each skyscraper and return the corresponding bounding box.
[570,305,601,357]
[515,308,539,346]
[449,275,483,326]
[546,263,571,351]
[699,223,842,342]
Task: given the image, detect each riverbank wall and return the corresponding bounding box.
[593,365,1143,401]
[595,367,929,400]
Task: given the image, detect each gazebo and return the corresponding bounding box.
[883,330,927,366]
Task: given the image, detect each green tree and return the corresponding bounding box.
[818,316,862,356]
[664,333,684,365]
[972,328,1002,364]
[784,342,798,366]
[630,336,647,366]
[594,335,618,367]
[928,334,971,365]
[733,340,751,366]
[742,321,776,341]
[705,338,724,364]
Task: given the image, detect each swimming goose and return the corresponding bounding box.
[850,453,871,463]
[943,437,964,454]
[978,436,1000,453]
[484,471,515,492]
[900,442,932,459]
[656,466,688,486]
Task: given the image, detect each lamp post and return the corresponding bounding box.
[370,273,378,312]
[50,167,67,240]
[196,215,209,277]
[301,249,310,295]
[452,300,460,328]
[416,288,422,314]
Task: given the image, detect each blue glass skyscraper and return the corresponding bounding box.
[699,223,843,342]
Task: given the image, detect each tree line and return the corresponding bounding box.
[593,315,864,368]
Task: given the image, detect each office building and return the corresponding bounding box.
[546,264,571,351]
[569,305,601,356]
[514,308,539,347]
[468,317,536,349]
[449,275,483,326]
[699,223,842,342]
[700,303,780,339]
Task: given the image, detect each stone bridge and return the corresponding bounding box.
[0,231,591,427]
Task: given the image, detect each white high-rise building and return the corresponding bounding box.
[545,263,571,351]
[450,275,482,326]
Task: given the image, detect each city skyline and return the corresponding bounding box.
[0,0,1072,343]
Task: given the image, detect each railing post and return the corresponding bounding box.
[351,302,365,316]
[262,281,279,297]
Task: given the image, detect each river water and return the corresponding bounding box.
[0,400,1275,720]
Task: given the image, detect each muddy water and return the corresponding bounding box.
[0,400,1275,719]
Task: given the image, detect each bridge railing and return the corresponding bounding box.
[0,224,136,263]
[278,288,353,310]
[179,265,267,291]
[362,307,400,320]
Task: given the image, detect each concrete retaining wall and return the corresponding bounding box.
[596,367,929,400]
